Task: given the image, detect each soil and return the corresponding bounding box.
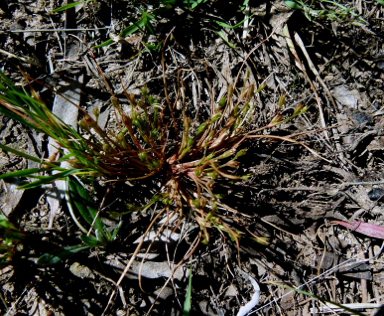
[1,0,384,315]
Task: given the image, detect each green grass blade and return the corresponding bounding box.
[0,143,63,169]
[319,0,368,22]
[182,263,193,316]
[0,214,25,241]
[214,28,237,49]
[0,105,40,132]
[93,4,172,49]
[0,88,24,107]
[239,0,249,11]
[37,244,90,265]
[0,71,17,88]
[284,0,303,10]
[51,0,95,12]
[80,235,101,247]
[93,39,114,49]
[213,13,255,29]
[0,168,43,180]
[67,176,107,239]
[110,220,123,241]
[181,0,208,10]
[18,169,82,189]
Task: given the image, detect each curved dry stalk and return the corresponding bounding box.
[216,202,253,219]
[102,206,168,315]
[161,28,178,139]
[0,98,39,127]
[103,170,159,182]
[214,23,279,130]
[86,185,112,237]
[293,32,337,111]
[138,206,180,293]
[144,230,202,316]
[283,25,329,140]
[246,134,332,163]
[210,162,243,180]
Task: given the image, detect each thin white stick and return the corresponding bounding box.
[237,268,260,316]
[242,5,250,40]
[0,48,40,67]
[44,7,63,53]
[293,32,336,110]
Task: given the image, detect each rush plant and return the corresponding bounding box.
[0,39,311,261]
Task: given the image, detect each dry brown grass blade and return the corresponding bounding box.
[102,206,168,315]
[283,25,329,141]
[86,185,112,237]
[293,32,337,111]
[216,202,253,218]
[247,134,332,163]
[210,162,243,180]
[161,28,178,140]
[19,69,46,107]
[0,98,38,127]
[137,206,179,293]
[144,231,202,316]
[103,169,158,182]
[88,49,118,105]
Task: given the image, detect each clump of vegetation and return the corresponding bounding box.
[0,35,312,267]
[284,0,375,33]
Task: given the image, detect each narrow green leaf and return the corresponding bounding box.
[214,28,237,49]
[0,168,43,180]
[93,5,172,49]
[110,220,123,241]
[93,39,114,49]
[95,229,108,246]
[284,0,303,9]
[0,70,18,89]
[0,143,46,166]
[18,169,81,189]
[80,235,101,247]
[0,104,41,132]
[0,143,65,170]
[0,214,25,240]
[67,176,107,239]
[143,41,162,51]
[214,13,255,29]
[52,0,95,12]
[182,263,193,316]
[375,0,384,6]
[239,0,249,11]
[37,244,90,265]
[181,0,208,10]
